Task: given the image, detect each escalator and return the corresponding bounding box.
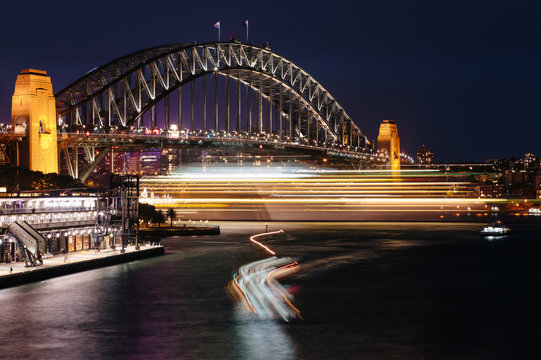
[7,221,47,266]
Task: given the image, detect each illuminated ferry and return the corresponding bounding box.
[480,221,510,236]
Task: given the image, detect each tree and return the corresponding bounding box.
[139,203,158,223]
[139,202,165,227]
[0,165,84,192]
[155,209,165,228]
[167,208,175,227]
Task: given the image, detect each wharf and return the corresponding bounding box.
[0,245,164,290]
[140,225,220,237]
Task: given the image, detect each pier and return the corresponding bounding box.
[0,244,164,289]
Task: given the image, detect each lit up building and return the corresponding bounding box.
[523,153,539,171]
[477,183,504,198]
[377,120,400,170]
[417,145,434,164]
[94,148,179,176]
[0,194,97,261]
[503,170,541,198]
[160,148,182,174]
[1,181,139,263]
[138,150,161,175]
[11,69,58,173]
[95,147,127,174]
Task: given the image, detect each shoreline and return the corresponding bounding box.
[0,246,164,290]
[140,225,220,237]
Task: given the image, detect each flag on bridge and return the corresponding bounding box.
[214,21,221,41]
[243,20,249,42]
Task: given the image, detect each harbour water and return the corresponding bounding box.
[1,220,540,359]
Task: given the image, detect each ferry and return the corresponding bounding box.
[480,220,510,236]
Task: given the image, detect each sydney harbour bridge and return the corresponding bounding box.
[4,41,389,181]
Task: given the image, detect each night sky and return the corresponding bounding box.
[0,0,539,162]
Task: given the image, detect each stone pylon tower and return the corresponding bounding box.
[11,69,58,174]
[377,120,400,170]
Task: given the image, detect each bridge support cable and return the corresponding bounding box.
[247,73,252,133]
[203,74,207,131]
[74,147,79,179]
[268,79,273,133]
[214,71,219,131]
[191,80,195,130]
[225,73,230,132]
[288,90,292,139]
[279,86,283,140]
[297,97,302,140]
[306,107,310,144]
[236,72,241,132]
[178,86,182,130]
[151,105,156,129]
[165,93,170,130]
[315,111,319,145]
[258,76,262,133]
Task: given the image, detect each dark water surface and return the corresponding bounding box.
[1,221,540,359]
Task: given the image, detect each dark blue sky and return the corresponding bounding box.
[0,0,539,162]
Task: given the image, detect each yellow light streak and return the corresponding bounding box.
[249,230,284,255]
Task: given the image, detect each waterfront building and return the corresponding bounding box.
[0,193,98,262]
[417,144,434,164]
[0,177,139,264]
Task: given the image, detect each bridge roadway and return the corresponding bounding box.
[59,131,383,161]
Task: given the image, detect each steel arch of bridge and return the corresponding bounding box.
[56,42,369,149]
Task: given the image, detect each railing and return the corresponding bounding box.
[32,220,96,230]
[0,207,96,215]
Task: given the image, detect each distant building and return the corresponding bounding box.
[137,150,161,175]
[503,170,541,198]
[476,183,504,198]
[416,145,434,164]
[377,120,400,170]
[99,147,126,174]
[160,148,182,174]
[523,153,539,171]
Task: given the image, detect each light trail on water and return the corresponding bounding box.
[228,230,301,322]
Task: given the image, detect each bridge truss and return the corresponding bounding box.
[55,42,375,180]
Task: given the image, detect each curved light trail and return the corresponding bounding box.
[229,230,300,322]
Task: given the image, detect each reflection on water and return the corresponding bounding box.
[0,220,540,359]
[233,312,296,360]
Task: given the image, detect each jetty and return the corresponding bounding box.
[0,244,164,289]
[140,225,220,237]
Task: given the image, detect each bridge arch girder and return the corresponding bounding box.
[55,42,370,148]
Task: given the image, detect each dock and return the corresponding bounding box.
[140,225,220,237]
[0,245,164,290]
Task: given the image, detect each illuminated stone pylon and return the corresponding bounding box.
[377,120,400,170]
[11,69,58,173]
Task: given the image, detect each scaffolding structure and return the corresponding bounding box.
[104,175,140,251]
